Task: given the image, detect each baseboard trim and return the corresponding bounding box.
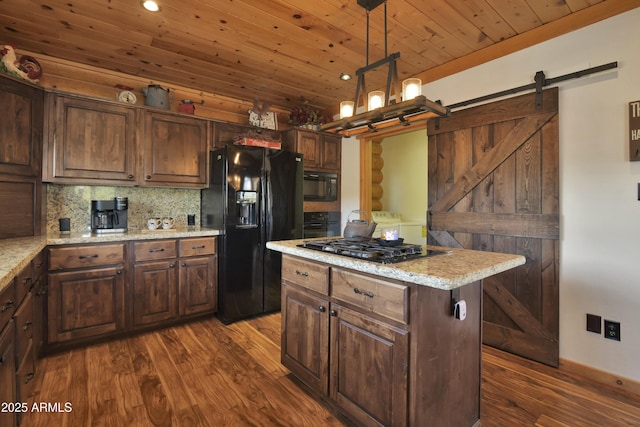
[559,358,640,397]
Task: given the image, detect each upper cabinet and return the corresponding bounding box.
[0,76,43,177]
[283,129,341,172]
[0,75,44,239]
[143,112,208,187]
[43,93,209,188]
[43,94,138,184]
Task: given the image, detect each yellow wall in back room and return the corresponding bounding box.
[379,129,428,223]
[46,184,200,234]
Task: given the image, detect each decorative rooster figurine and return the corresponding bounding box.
[0,44,41,83]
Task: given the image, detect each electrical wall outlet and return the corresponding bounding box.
[586,313,601,334]
[604,320,621,341]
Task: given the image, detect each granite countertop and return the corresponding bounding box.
[266,238,526,290]
[0,228,221,293]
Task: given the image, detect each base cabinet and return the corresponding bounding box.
[281,254,482,427]
[47,266,126,343]
[281,284,329,394]
[133,260,178,327]
[47,243,126,346]
[180,256,217,316]
[281,257,409,427]
[0,320,17,427]
[330,304,409,427]
[132,237,217,328]
[0,251,45,427]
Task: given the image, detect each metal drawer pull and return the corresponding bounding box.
[354,288,374,298]
[24,321,32,331]
[23,277,33,284]
[148,248,165,253]
[24,372,35,384]
[78,254,99,259]
[1,300,15,312]
[318,305,326,312]
[192,245,206,249]
[295,269,309,277]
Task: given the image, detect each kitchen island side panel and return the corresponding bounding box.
[410,280,482,426]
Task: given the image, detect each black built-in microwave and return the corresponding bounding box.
[303,172,338,202]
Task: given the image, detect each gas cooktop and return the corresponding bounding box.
[297,238,451,264]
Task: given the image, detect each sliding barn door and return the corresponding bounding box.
[427,88,559,366]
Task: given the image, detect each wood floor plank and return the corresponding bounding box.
[21,314,640,427]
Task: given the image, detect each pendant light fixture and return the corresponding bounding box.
[321,0,449,136]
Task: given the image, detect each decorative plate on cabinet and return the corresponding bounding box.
[117,90,137,104]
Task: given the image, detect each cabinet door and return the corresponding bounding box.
[133,260,178,327]
[281,284,329,395]
[296,131,321,169]
[179,255,217,316]
[330,304,409,427]
[47,266,125,343]
[320,134,341,171]
[45,95,137,184]
[0,323,17,427]
[0,77,43,177]
[143,112,208,187]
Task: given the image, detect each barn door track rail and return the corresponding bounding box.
[446,61,618,111]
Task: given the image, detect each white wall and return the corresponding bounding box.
[342,8,640,382]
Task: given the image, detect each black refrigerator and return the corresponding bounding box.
[201,145,303,324]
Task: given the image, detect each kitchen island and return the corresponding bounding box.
[267,238,525,427]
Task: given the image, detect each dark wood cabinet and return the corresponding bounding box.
[143,111,208,187]
[0,321,17,427]
[0,76,43,177]
[43,93,210,188]
[329,304,408,427]
[133,259,179,326]
[179,256,217,316]
[43,93,138,184]
[281,254,482,427]
[47,243,126,345]
[47,266,126,344]
[281,283,330,394]
[281,255,408,425]
[132,237,217,327]
[0,75,44,239]
[282,129,341,172]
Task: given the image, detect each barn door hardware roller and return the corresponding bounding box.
[448,61,618,111]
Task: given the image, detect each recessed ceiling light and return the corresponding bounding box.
[142,1,160,12]
[340,73,352,81]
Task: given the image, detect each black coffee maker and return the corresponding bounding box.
[91,197,128,233]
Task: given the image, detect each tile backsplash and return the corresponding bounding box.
[46,184,200,234]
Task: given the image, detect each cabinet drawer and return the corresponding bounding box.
[179,237,216,257]
[31,251,45,282]
[49,244,125,270]
[134,240,177,262]
[282,255,329,295]
[14,292,33,364]
[331,268,409,324]
[16,263,34,304]
[0,283,16,333]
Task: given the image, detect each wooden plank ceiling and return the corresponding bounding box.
[0,0,633,115]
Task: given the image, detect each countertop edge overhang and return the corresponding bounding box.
[0,228,222,292]
[267,239,526,290]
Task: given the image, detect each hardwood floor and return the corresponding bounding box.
[22,314,640,427]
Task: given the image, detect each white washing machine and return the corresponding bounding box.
[371,211,426,245]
